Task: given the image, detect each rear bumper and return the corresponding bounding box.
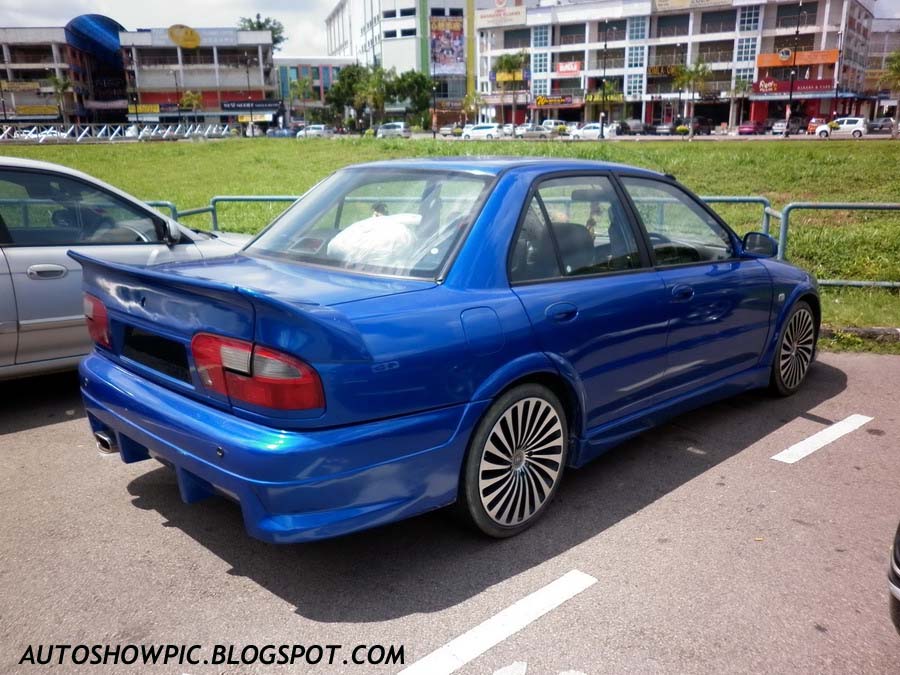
[80,353,486,543]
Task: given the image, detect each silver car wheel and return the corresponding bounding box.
[779,307,815,390]
[478,397,564,526]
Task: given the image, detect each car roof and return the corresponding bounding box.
[348,157,666,178]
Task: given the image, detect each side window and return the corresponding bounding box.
[536,176,643,276]
[620,177,734,266]
[509,200,560,282]
[0,170,163,246]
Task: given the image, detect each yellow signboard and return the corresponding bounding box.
[167,24,201,49]
[128,103,161,114]
[653,0,732,10]
[496,70,525,82]
[1,81,40,92]
[15,105,58,115]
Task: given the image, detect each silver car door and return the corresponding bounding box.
[0,167,201,365]
[0,248,15,366]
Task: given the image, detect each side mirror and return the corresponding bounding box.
[741,232,777,258]
[164,219,182,246]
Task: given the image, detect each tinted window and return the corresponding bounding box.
[509,200,559,283]
[621,177,733,266]
[0,170,163,246]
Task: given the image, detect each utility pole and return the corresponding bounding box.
[677,42,684,119]
[244,52,255,135]
[784,0,803,138]
[171,69,182,127]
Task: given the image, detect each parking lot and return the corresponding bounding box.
[1,350,898,674]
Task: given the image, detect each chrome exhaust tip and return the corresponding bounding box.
[94,431,117,455]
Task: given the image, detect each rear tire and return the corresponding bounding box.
[818,130,829,138]
[459,384,568,538]
[770,300,817,396]
[852,130,862,138]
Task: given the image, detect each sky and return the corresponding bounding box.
[0,0,898,52]
[0,0,335,54]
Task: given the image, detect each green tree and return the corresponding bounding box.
[462,90,485,124]
[355,66,394,127]
[47,74,71,123]
[394,70,433,121]
[730,77,751,127]
[238,14,286,51]
[878,50,900,139]
[290,75,315,123]
[595,78,620,129]
[326,64,367,127]
[179,90,202,123]
[674,60,711,139]
[494,52,527,125]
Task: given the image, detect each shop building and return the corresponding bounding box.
[274,55,355,122]
[474,0,877,127]
[863,18,900,118]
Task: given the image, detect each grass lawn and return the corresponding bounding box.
[3,137,899,340]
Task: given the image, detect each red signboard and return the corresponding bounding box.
[753,77,834,94]
[556,61,581,75]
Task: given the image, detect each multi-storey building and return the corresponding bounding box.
[0,15,126,123]
[864,18,900,118]
[326,0,476,122]
[274,55,355,121]
[120,26,275,124]
[475,0,877,127]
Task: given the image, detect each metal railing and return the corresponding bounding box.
[699,21,736,34]
[0,122,235,142]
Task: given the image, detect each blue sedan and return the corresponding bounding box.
[75,158,819,542]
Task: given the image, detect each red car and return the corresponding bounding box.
[738,120,765,135]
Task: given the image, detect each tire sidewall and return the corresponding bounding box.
[460,383,568,538]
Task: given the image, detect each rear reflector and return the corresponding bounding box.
[190,333,324,411]
[83,293,111,348]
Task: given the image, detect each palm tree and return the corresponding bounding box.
[494,52,527,125]
[179,90,203,123]
[878,50,900,140]
[674,60,711,139]
[47,74,71,123]
[354,66,392,128]
[596,78,620,129]
[730,77,752,127]
[461,90,484,124]
[290,75,315,123]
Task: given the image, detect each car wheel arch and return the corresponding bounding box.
[762,286,821,368]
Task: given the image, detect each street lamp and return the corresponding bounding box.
[432,82,437,139]
[171,69,182,127]
[784,0,803,138]
[676,42,684,118]
[600,19,608,138]
[244,52,256,134]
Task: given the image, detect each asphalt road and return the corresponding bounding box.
[1,351,898,674]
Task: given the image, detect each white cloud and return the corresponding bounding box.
[0,0,335,52]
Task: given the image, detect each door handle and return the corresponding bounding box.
[26,264,68,280]
[545,302,578,322]
[671,284,694,301]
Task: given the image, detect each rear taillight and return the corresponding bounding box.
[190,333,324,411]
[83,293,110,348]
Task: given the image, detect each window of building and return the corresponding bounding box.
[384,30,397,39]
[626,73,643,96]
[532,78,549,95]
[401,28,416,37]
[383,9,396,18]
[738,5,760,32]
[399,8,416,17]
[504,28,531,49]
[627,46,645,68]
[533,25,550,48]
[628,16,647,41]
[449,8,463,17]
[532,52,549,73]
[734,66,754,83]
[735,37,756,62]
[311,67,320,81]
[431,8,445,16]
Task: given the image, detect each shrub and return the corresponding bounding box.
[410,125,423,133]
[451,127,463,136]
[555,124,568,135]
[827,120,840,130]
[676,125,690,135]
[363,128,375,138]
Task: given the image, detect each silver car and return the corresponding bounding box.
[0,156,250,380]
[376,122,411,139]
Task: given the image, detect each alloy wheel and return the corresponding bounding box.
[478,397,564,527]
[779,307,815,390]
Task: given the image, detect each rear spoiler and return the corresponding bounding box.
[69,251,372,362]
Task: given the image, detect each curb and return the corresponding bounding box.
[821,325,900,343]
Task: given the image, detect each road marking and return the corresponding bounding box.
[771,414,873,464]
[398,569,597,675]
[493,663,527,675]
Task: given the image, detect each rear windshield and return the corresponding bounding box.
[247,168,493,278]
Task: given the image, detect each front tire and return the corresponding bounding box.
[459,384,568,538]
[819,130,829,138]
[770,300,817,396]
[852,130,862,138]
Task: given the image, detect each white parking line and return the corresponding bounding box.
[771,414,873,464]
[398,569,597,675]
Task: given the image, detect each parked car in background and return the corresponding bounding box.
[771,117,806,135]
[806,117,827,135]
[0,157,250,381]
[867,117,895,133]
[244,124,263,138]
[266,126,300,138]
[439,123,456,137]
[763,118,779,132]
[622,119,651,135]
[376,122,411,139]
[297,125,335,138]
[502,123,515,136]
[566,121,581,134]
[76,157,819,544]
[738,120,766,135]
[463,123,501,139]
[571,123,606,140]
[540,119,566,130]
[815,117,867,138]
[656,117,712,135]
[514,123,552,139]
[890,521,900,634]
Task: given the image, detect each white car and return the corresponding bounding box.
[571,123,608,140]
[376,122,411,139]
[463,123,501,140]
[502,123,515,136]
[541,119,566,130]
[514,124,551,139]
[816,117,867,139]
[297,124,335,138]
